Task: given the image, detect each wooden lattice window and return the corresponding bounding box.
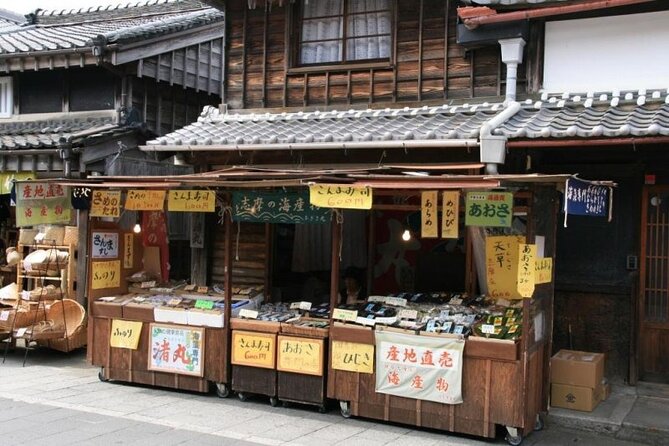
[297,0,392,66]
[0,77,12,118]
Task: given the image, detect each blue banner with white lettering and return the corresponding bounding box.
[564,177,613,227]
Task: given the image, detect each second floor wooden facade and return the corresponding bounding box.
[222,0,542,111]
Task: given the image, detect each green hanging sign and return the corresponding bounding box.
[465,191,513,227]
[232,191,331,224]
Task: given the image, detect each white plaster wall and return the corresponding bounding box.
[543,11,669,93]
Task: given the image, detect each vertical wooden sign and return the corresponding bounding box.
[517,244,537,298]
[123,233,134,269]
[441,191,459,239]
[421,191,438,238]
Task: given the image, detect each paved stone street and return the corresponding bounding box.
[0,347,645,446]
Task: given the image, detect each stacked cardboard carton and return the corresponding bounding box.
[550,349,609,412]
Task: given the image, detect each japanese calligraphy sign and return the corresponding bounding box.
[168,190,215,212]
[90,190,121,218]
[123,233,134,268]
[0,172,32,194]
[517,244,537,298]
[232,191,331,224]
[375,330,464,404]
[148,323,205,377]
[125,190,166,211]
[91,232,119,259]
[331,341,374,374]
[441,191,459,239]
[277,336,324,376]
[16,182,71,227]
[71,186,92,210]
[465,191,513,227]
[564,177,611,218]
[535,257,553,284]
[110,319,142,350]
[231,330,276,369]
[421,191,438,238]
[91,260,121,290]
[309,184,373,210]
[485,235,525,300]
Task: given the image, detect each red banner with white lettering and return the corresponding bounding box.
[142,211,170,282]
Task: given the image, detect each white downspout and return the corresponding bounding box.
[480,38,525,175]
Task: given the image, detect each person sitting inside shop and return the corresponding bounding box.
[339,267,366,305]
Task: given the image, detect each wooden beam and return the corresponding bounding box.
[76,210,89,305]
[470,50,475,97]
[418,0,424,101]
[169,51,175,85]
[283,6,290,108]
[262,6,268,108]
[137,59,143,78]
[444,0,450,99]
[329,217,342,318]
[195,44,201,93]
[392,0,398,102]
[241,6,248,108]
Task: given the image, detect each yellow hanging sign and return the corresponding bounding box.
[123,233,134,269]
[331,341,374,374]
[124,190,166,211]
[309,184,373,210]
[485,235,524,300]
[517,244,537,298]
[421,191,438,238]
[91,260,121,290]
[231,330,276,369]
[441,191,459,239]
[535,257,553,284]
[110,319,142,349]
[168,190,216,212]
[90,190,121,218]
[277,336,324,376]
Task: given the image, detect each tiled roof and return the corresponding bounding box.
[0,9,24,34]
[0,1,222,55]
[495,90,669,139]
[147,103,505,147]
[460,0,569,5]
[0,115,121,150]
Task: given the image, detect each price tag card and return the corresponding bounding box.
[194,299,215,310]
[356,316,377,327]
[239,309,259,319]
[167,298,182,306]
[140,281,156,289]
[21,290,30,301]
[184,284,197,292]
[375,316,397,325]
[332,308,358,322]
[290,301,312,311]
[385,297,407,307]
[367,296,387,303]
[133,296,146,303]
[0,310,9,321]
[99,296,117,302]
[398,309,418,320]
[16,327,27,338]
[481,324,496,334]
[450,298,463,305]
[197,286,209,294]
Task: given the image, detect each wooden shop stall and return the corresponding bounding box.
[321,174,570,446]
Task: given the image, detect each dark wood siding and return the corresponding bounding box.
[210,221,268,288]
[224,0,525,110]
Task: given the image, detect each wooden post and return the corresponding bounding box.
[223,202,233,334]
[329,216,342,316]
[366,211,375,295]
[76,209,89,307]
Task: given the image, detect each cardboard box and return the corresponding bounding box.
[551,382,603,412]
[550,349,605,388]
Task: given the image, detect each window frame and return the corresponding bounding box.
[0,77,13,118]
[291,0,395,70]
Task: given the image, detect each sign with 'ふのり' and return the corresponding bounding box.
[110,319,142,350]
[149,324,204,376]
[91,261,121,290]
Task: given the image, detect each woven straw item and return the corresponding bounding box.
[38,299,87,352]
[63,226,78,247]
[0,303,46,330]
[18,229,38,245]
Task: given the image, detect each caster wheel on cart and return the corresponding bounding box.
[505,434,523,446]
[534,415,544,431]
[98,368,109,382]
[215,383,230,398]
[282,401,292,408]
[339,401,351,418]
[318,405,328,414]
[238,392,248,402]
[269,397,280,407]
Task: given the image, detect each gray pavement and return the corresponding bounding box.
[0,347,650,446]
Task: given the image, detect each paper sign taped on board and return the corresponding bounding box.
[331,341,374,374]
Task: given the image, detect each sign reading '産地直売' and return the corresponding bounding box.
[309,184,372,210]
[232,191,331,224]
[16,182,71,227]
[375,330,464,404]
[465,191,513,227]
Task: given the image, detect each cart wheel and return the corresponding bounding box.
[98,368,108,382]
[505,434,523,446]
[215,383,230,398]
[339,401,351,418]
[269,397,280,407]
[282,401,292,408]
[238,392,248,402]
[318,405,328,414]
[534,414,544,431]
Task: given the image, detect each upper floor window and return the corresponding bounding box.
[298,0,392,66]
[0,77,12,118]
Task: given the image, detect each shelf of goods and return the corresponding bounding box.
[17,244,76,301]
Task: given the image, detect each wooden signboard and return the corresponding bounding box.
[148,323,205,377]
[231,330,276,369]
[331,340,374,374]
[277,335,324,376]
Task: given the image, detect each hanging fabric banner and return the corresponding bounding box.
[517,244,537,298]
[485,235,525,300]
[232,190,330,224]
[375,330,464,404]
[16,182,71,227]
[465,191,513,227]
[564,177,613,227]
[90,190,121,218]
[309,184,373,209]
[142,211,170,282]
[441,191,459,239]
[421,191,438,238]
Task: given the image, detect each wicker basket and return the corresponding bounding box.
[63,226,78,247]
[0,303,47,330]
[38,225,65,246]
[37,299,86,352]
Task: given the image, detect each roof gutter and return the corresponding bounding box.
[462,0,655,29]
[140,139,480,152]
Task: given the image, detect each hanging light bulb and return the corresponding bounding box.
[402,229,411,241]
[133,223,142,234]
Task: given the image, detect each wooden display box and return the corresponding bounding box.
[91,301,123,318]
[277,330,329,408]
[466,336,520,361]
[230,322,279,400]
